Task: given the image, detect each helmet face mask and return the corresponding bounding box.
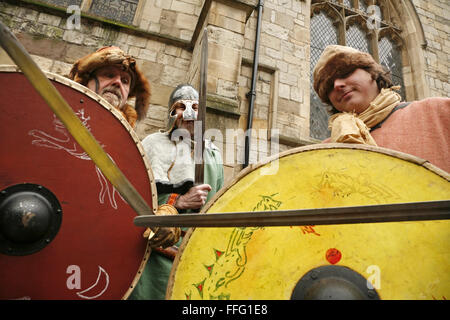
[165,84,199,133]
[166,99,199,134]
[177,100,199,121]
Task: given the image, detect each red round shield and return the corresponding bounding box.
[0,66,157,300]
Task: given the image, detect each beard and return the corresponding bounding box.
[176,119,195,138]
[100,86,123,109]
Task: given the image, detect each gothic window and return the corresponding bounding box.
[346,24,371,54]
[379,37,406,99]
[343,0,352,8]
[310,11,338,140]
[310,0,406,141]
[38,0,140,25]
[358,0,368,13]
[39,0,82,7]
[89,0,139,25]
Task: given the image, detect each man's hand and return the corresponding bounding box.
[175,184,212,210]
[145,204,181,248]
[146,227,181,249]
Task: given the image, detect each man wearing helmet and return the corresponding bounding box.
[69,46,151,128]
[129,84,224,300]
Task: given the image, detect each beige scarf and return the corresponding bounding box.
[328,87,402,146]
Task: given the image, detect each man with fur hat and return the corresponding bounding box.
[69,46,151,128]
[128,84,224,300]
[313,45,449,173]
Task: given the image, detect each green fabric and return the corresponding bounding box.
[127,243,174,300]
[128,146,224,300]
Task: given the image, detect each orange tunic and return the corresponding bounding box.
[324,97,450,173]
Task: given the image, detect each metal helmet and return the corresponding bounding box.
[165,84,199,132]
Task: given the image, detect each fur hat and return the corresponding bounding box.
[313,45,385,106]
[68,46,151,124]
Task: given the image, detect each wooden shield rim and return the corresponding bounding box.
[167,143,450,299]
[0,65,158,299]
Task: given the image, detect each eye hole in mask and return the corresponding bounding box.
[170,100,199,121]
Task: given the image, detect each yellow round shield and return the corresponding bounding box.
[167,144,450,300]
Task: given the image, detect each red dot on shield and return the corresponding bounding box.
[326,248,342,264]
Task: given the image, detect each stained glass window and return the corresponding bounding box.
[89,0,139,25]
[343,0,353,8]
[310,12,338,140]
[379,37,406,98]
[39,0,82,7]
[359,0,368,13]
[38,0,139,25]
[346,25,371,54]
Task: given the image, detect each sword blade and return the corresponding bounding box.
[195,28,208,184]
[134,200,450,228]
[0,21,154,218]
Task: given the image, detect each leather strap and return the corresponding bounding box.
[153,246,178,260]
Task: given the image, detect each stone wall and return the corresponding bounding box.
[0,0,448,184]
[138,0,203,41]
[412,0,450,98]
[242,0,312,152]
